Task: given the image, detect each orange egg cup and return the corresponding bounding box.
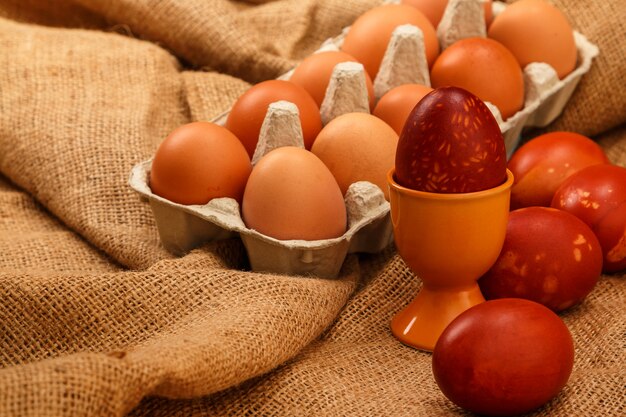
[388,168,514,351]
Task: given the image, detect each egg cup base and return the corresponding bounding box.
[391,284,485,352]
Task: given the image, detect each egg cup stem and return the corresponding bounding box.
[391,284,484,351]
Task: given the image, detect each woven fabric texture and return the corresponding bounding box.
[0,0,624,416]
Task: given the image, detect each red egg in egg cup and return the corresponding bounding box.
[388,86,513,351]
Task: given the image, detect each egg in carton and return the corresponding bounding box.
[319,0,598,156]
[130,81,393,278]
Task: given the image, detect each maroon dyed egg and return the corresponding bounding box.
[433,298,575,417]
[594,201,626,272]
[508,131,609,209]
[479,207,602,311]
[552,164,626,272]
[395,86,507,193]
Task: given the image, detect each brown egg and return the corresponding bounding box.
[401,0,493,28]
[341,4,439,79]
[242,147,347,241]
[311,113,399,200]
[373,84,433,135]
[289,50,376,111]
[488,0,577,79]
[430,37,524,120]
[150,122,252,205]
[225,80,322,158]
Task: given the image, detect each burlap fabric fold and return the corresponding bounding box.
[0,0,623,416]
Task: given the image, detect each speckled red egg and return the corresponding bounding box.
[552,164,626,272]
[595,202,626,273]
[508,132,609,209]
[433,298,575,417]
[394,86,507,193]
[479,207,602,311]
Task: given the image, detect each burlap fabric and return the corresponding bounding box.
[0,0,623,415]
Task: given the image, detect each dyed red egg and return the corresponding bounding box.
[595,202,626,273]
[433,298,575,417]
[394,86,506,193]
[508,131,609,209]
[552,164,626,272]
[479,207,602,311]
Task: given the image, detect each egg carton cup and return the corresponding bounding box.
[130,100,393,279]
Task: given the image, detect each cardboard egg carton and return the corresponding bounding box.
[130,100,393,279]
[130,0,597,278]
